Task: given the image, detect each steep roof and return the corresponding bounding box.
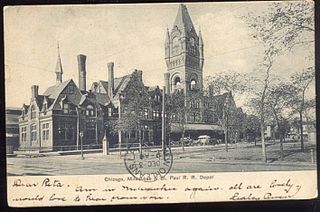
[43,79,72,99]
[43,79,81,109]
[98,80,108,92]
[55,54,63,74]
[173,4,195,34]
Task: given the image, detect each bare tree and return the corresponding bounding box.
[242,1,314,162]
[266,83,292,158]
[243,114,261,146]
[205,71,247,101]
[205,72,247,151]
[245,1,314,52]
[286,68,315,151]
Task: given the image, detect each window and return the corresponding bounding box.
[108,107,112,117]
[31,105,36,119]
[31,124,37,141]
[21,127,27,142]
[130,131,136,139]
[42,123,50,141]
[58,122,74,140]
[173,76,181,91]
[190,79,197,90]
[155,95,160,102]
[86,122,96,140]
[63,103,69,114]
[86,105,95,117]
[144,109,149,119]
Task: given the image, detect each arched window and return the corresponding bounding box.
[30,105,36,119]
[173,76,181,91]
[86,105,95,117]
[190,79,197,90]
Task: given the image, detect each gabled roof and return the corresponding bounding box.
[99,80,108,92]
[43,79,81,110]
[43,79,73,99]
[34,95,45,110]
[173,4,195,34]
[113,75,131,96]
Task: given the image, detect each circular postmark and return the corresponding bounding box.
[124,144,173,182]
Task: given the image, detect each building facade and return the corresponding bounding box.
[6,107,21,154]
[18,4,244,151]
[164,4,244,141]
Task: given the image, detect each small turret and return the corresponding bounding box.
[55,42,63,85]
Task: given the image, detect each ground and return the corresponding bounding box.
[7,140,316,176]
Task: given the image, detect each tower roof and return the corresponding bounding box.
[173,4,195,34]
[55,43,63,74]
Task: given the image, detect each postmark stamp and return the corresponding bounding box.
[124,144,173,182]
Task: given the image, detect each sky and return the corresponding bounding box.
[4,2,314,108]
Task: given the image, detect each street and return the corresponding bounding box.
[7,141,316,176]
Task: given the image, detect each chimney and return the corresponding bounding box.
[31,85,39,99]
[107,62,114,95]
[209,84,214,97]
[77,54,87,92]
[136,69,143,81]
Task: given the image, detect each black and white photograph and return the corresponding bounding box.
[4,1,317,206]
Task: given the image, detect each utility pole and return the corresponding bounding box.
[76,107,80,150]
[118,93,124,157]
[162,86,166,159]
[80,131,84,160]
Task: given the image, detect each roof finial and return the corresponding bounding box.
[57,41,61,58]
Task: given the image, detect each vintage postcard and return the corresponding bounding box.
[4,1,317,207]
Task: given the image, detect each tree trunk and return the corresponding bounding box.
[260,121,267,163]
[273,111,283,160]
[181,128,185,152]
[279,134,283,160]
[299,110,304,151]
[224,128,228,152]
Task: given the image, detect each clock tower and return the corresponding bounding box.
[164,4,204,95]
